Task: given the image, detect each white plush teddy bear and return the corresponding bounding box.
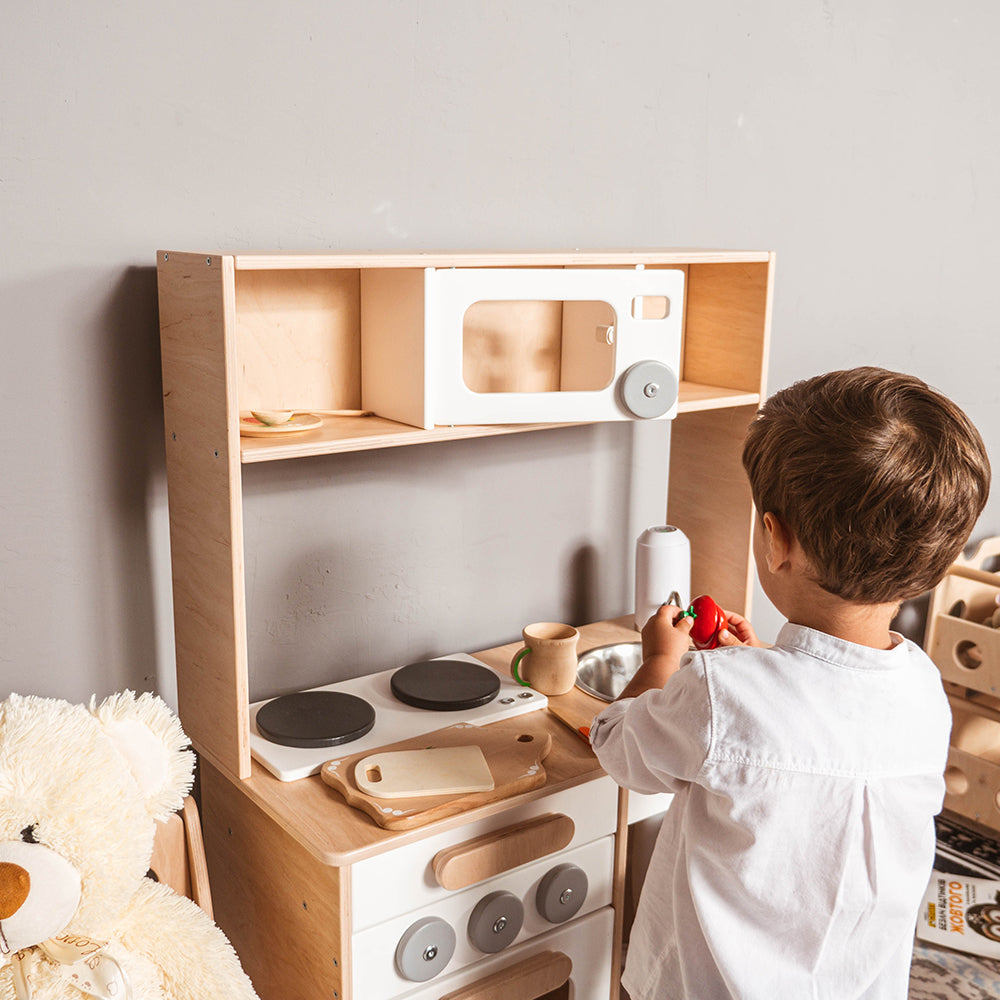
[0,691,259,1000]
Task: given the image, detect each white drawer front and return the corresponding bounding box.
[351,775,618,931]
[351,836,614,1000]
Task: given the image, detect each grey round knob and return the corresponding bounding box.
[536,863,589,923]
[395,916,456,982]
[619,360,678,418]
[467,890,524,953]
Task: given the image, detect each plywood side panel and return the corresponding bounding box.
[683,259,773,396]
[360,268,429,428]
[202,763,348,1000]
[157,252,250,779]
[667,406,758,616]
[235,268,361,412]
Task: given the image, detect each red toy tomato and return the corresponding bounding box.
[684,595,727,650]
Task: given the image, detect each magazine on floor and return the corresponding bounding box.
[917,871,1000,959]
[916,815,1000,960]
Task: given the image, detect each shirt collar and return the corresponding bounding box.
[774,622,907,670]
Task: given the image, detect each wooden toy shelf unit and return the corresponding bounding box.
[156,249,773,1000]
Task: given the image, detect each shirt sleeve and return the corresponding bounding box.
[590,657,712,794]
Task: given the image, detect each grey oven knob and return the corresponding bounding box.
[467,890,524,953]
[536,863,589,923]
[394,916,456,982]
[619,360,678,418]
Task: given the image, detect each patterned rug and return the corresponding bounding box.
[909,814,1000,1000]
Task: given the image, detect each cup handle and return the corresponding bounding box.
[511,646,532,687]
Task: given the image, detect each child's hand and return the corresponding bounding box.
[715,610,764,648]
[641,603,694,662]
[613,605,693,700]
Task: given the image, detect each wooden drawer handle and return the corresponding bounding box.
[439,949,572,1000]
[432,813,575,890]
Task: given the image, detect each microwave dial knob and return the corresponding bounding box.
[619,360,678,419]
[536,862,589,923]
[468,890,524,953]
[395,916,456,982]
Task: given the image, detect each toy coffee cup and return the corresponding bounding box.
[511,622,580,696]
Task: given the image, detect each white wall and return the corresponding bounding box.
[2,1,997,703]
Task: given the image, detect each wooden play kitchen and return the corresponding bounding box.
[156,249,773,999]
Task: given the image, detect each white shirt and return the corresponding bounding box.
[591,624,950,1000]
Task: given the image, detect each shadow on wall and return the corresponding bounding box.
[567,543,600,627]
[95,264,167,695]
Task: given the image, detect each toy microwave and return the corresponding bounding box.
[359,266,685,428]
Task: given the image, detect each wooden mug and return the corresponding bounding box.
[511,622,580,695]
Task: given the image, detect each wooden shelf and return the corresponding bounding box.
[238,381,761,464]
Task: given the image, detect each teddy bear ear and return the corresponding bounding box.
[91,691,195,820]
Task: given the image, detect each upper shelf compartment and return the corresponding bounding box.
[157,250,773,464]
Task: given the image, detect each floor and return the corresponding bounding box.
[909,938,1000,999]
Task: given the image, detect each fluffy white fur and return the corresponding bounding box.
[0,691,259,1000]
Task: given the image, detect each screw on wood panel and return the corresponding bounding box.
[302,901,308,909]
[332,958,338,967]
[163,253,169,261]
[206,257,212,265]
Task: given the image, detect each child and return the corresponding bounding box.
[591,367,991,1000]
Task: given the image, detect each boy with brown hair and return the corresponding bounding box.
[592,367,991,999]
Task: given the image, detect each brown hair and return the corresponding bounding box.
[742,367,991,603]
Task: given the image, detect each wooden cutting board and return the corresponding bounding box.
[548,700,599,747]
[354,745,495,798]
[320,716,552,831]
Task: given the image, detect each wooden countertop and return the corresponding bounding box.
[228,617,639,866]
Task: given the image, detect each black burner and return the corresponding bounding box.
[390,659,501,711]
[255,691,376,749]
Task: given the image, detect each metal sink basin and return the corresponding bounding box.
[575,642,642,702]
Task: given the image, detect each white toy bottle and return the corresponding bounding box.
[634,525,691,631]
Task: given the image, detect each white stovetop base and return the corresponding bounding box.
[249,654,548,782]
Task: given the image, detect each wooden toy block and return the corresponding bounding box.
[926,537,1000,698]
[945,693,1000,831]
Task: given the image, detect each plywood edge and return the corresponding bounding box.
[158,252,251,780]
[231,249,774,270]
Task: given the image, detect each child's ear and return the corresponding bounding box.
[761,512,794,573]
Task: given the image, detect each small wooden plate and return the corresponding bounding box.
[239,412,323,436]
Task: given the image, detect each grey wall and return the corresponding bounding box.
[2,2,997,705]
